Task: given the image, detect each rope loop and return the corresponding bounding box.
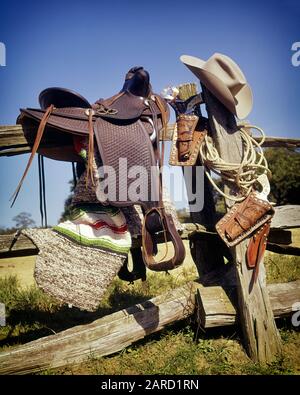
[199,124,270,202]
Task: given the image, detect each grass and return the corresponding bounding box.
[0,240,299,375]
[265,254,300,283]
[41,325,300,375]
[0,256,198,350]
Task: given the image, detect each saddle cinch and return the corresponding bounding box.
[13,67,186,272]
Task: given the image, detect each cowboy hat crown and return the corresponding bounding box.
[180,53,253,119]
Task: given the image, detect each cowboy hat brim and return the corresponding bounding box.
[180,55,253,119]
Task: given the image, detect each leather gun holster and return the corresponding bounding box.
[216,192,274,248]
[169,114,207,166]
[177,115,198,161]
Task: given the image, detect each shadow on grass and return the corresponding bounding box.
[2,268,298,353]
[0,285,153,348]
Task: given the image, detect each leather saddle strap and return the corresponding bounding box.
[86,109,95,186]
[152,94,168,206]
[10,104,54,207]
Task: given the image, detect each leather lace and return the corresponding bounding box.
[10,104,54,207]
[86,109,95,187]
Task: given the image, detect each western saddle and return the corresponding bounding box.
[14,67,186,272]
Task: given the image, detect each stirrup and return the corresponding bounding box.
[142,207,186,272]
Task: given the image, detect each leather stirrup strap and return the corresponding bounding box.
[141,96,186,271]
[10,104,54,207]
[153,94,168,206]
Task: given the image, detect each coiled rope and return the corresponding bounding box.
[199,124,270,202]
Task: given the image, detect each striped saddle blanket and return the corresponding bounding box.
[53,204,132,255]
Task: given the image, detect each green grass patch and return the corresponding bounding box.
[44,324,300,375]
[265,253,300,283]
[0,264,196,349]
[0,251,299,374]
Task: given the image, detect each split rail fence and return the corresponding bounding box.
[0,120,299,374]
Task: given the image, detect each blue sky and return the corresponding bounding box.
[0,0,299,227]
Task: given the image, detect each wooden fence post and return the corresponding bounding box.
[202,85,282,363]
[184,165,230,281]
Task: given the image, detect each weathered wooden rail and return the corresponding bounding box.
[0,124,300,157]
[0,279,299,375]
[1,206,299,258]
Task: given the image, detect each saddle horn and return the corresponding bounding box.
[122,66,152,97]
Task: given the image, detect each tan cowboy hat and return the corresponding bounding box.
[180,53,253,119]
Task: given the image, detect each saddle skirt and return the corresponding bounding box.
[94,117,159,207]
